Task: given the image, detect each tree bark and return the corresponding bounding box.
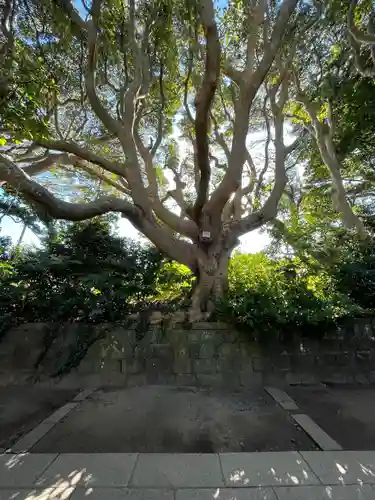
[188,246,231,321]
[316,130,366,236]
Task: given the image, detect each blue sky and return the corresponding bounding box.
[1,215,270,253]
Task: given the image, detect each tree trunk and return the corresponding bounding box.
[10,223,26,259]
[188,248,230,322]
[315,126,366,237]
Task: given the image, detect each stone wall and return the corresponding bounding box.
[1,317,375,387]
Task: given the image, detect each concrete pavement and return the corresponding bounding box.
[1,450,375,499]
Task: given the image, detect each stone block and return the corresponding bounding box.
[127,373,147,387]
[321,373,353,385]
[334,352,351,367]
[39,323,98,376]
[199,341,216,359]
[0,323,50,371]
[150,311,163,324]
[299,373,318,385]
[353,373,369,384]
[273,354,291,371]
[173,355,191,374]
[169,311,187,324]
[193,359,218,374]
[216,355,243,372]
[146,356,171,373]
[188,331,201,342]
[175,374,198,386]
[188,343,201,358]
[191,322,229,330]
[99,358,122,373]
[218,343,234,358]
[355,349,374,370]
[286,372,303,385]
[145,356,174,384]
[76,360,98,374]
[146,371,175,384]
[196,373,222,388]
[199,330,216,341]
[152,344,173,359]
[367,371,375,384]
[252,356,270,372]
[119,359,127,375]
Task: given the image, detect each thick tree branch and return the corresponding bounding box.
[206,0,298,219]
[85,4,124,138]
[54,0,87,40]
[348,0,375,45]
[134,127,198,239]
[192,0,221,223]
[21,153,70,176]
[0,154,197,269]
[36,139,126,178]
[0,154,136,221]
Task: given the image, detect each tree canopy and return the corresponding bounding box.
[1,0,375,316]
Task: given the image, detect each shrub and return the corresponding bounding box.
[217,252,358,343]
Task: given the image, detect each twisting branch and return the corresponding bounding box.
[151,63,165,156]
[192,0,221,223]
[206,0,298,218]
[293,72,366,236]
[85,0,124,138]
[22,153,71,176]
[35,139,125,177]
[348,0,375,45]
[54,0,87,40]
[0,153,198,270]
[0,0,15,99]
[0,153,136,221]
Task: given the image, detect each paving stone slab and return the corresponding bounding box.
[264,388,298,409]
[219,452,320,487]
[301,451,375,485]
[130,454,224,488]
[0,454,58,488]
[72,389,96,402]
[279,401,299,411]
[70,488,174,500]
[44,403,79,424]
[176,487,277,499]
[292,414,342,451]
[12,423,57,453]
[274,484,375,499]
[35,454,138,489]
[0,487,74,499]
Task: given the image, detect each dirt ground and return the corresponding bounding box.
[287,385,375,450]
[31,385,317,453]
[0,386,77,450]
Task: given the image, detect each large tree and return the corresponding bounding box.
[0,0,306,317]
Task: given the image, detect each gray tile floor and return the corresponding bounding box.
[2,452,375,499]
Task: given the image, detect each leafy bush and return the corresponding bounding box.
[217,252,359,343]
[332,236,375,310]
[155,261,194,301]
[0,219,163,325]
